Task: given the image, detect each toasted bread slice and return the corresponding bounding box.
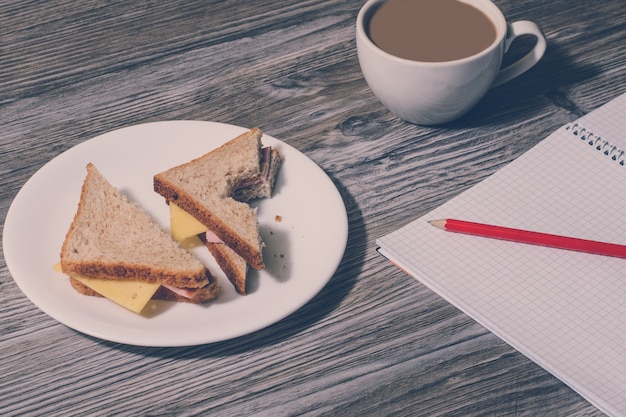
[205,240,248,295]
[69,277,218,304]
[61,163,218,304]
[154,128,270,270]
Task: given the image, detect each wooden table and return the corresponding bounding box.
[1,0,624,415]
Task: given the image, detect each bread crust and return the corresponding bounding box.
[205,241,248,295]
[62,261,209,288]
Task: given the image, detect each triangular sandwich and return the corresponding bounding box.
[154,128,282,294]
[58,163,219,313]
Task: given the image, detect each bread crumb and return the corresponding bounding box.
[275,215,282,222]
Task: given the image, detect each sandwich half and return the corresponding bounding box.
[59,163,219,313]
[154,127,282,294]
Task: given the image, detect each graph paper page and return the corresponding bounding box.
[377,93,626,417]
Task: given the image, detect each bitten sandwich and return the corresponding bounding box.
[56,163,219,313]
[153,128,282,295]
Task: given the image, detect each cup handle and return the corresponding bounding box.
[492,20,547,88]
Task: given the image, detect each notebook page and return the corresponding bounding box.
[577,92,626,142]
[377,93,626,416]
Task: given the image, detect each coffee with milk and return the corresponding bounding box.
[367,0,498,62]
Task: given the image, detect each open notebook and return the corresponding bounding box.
[377,92,626,417]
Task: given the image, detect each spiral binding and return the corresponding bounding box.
[566,123,625,166]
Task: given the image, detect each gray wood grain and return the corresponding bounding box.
[1,0,624,415]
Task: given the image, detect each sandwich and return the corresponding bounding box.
[57,163,219,313]
[153,127,282,295]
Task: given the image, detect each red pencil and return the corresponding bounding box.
[429,218,626,259]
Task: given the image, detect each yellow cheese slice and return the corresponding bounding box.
[53,263,160,314]
[73,276,160,313]
[170,202,207,242]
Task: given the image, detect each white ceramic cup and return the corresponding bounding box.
[356,0,547,125]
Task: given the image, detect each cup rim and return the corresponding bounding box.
[356,0,508,66]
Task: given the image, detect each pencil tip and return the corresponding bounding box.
[428,219,446,229]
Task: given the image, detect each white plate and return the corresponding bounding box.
[3,121,348,346]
